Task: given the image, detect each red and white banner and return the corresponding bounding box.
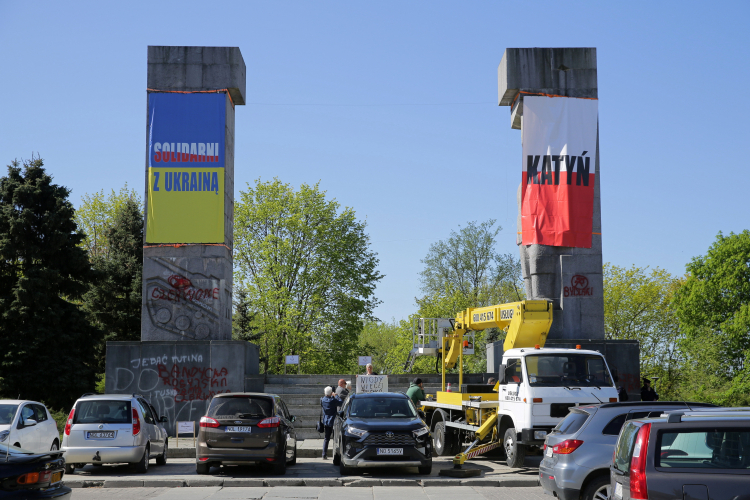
[521,96,598,248]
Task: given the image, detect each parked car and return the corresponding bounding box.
[332,392,433,475]
[196,392,297,475]
[611,410,750,500]
[539,402,716,500]
[0,442,71,499]
[60,393,168,474]
[0,400,61,454]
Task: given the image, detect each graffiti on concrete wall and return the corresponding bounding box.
[112,350,233,434]
[144,257,223,340]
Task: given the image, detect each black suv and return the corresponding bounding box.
[332,392,432,475]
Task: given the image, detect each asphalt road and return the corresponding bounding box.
[70,485,550,500]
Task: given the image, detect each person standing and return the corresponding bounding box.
[335,379,349,398]
[641,378,659,401]
[406,377,426,408]
[365,363,375,375]
[320,386,341,459]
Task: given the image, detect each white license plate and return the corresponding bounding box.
[614,482,622,499]
[376,448,403,455]
[226,426,252,433]
[545,446,553,457]
[86,431,115,439]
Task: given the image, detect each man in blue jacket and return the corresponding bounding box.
[320,386,342,459]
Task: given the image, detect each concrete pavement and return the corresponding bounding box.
[70,485,550,499]
[63,456,543,489]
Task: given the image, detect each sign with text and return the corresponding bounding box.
[285,355,300,365]
[176,421,195,435]
[146,92,226,243]
[358,356,372,366]
[356,375,388,393]
[521,96,598,248]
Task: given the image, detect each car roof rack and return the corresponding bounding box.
[598,401,717,409]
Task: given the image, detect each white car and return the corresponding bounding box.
[0,399,61,453]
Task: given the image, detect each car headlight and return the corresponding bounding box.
[413,426,430,438]
[345,426,367,438]
[0,430,8,442]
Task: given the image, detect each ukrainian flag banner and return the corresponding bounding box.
[146,92,226,243]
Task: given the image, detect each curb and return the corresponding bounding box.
[64,476,539,488]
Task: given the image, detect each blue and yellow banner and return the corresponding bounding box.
[146,92,226,243]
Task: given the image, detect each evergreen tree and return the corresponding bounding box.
[0,158,97,408]
[83,198,143,371]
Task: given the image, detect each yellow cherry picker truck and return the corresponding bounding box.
[404,299,618,469]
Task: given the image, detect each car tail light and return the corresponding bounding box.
[258,417,280,428]
[132,408,141,435]
[533,398,543,403]
[17,472,40,484]
[198,457,209,461]
[64,409,75,436]
[199,416,220,428]
[552,439,584,454]
[630,423,651,500]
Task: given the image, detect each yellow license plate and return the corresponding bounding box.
[52,472,62,483]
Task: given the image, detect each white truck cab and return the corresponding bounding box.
[496,347,618,454]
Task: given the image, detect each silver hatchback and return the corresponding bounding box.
[60,394,169,474]
[538,402,715,500]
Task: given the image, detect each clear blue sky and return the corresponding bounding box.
[1,1,748,322]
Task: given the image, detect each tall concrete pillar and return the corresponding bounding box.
[498,48,604,340]
[142,46,246,341]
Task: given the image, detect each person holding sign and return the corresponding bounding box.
[365,363,374,375]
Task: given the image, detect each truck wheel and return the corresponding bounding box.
[503,428,526,468]
[433,422,456,456]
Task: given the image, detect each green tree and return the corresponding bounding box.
[83,198,143,371]
[234,178,383,374]
[603,264,683,398]
[412,220,523,373]
[357,320,402,374]
[75,185,141,260]
[672,230,750,405]
[0,158,97,408]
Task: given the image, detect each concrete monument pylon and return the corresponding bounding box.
[105,47,260,434]
[498,48,604,340]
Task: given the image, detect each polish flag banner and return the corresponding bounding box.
[521,96,598,248]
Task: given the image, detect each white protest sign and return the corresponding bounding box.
[358,356,372,366]
[285,355,300,365]
[356,375,388,393]
[176,421,194,435]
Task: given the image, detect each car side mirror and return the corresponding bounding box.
[498,364,507,384]
[21,419,37,428]
[290,415,296,423]
[159,416,168,423]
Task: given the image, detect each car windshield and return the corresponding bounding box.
[349,397,417,418]
[74,400,132,424]
[208,397,273,419]
[0,404,19,425]
[525,354,613,388]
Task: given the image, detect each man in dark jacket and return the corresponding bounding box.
[406,378,426,408]
[641,378,659,401]
[320,386,342,459]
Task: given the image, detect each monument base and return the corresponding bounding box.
[105,340,260,435]
[486,339,640,401]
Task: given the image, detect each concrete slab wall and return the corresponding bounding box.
[105,340,259,435]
